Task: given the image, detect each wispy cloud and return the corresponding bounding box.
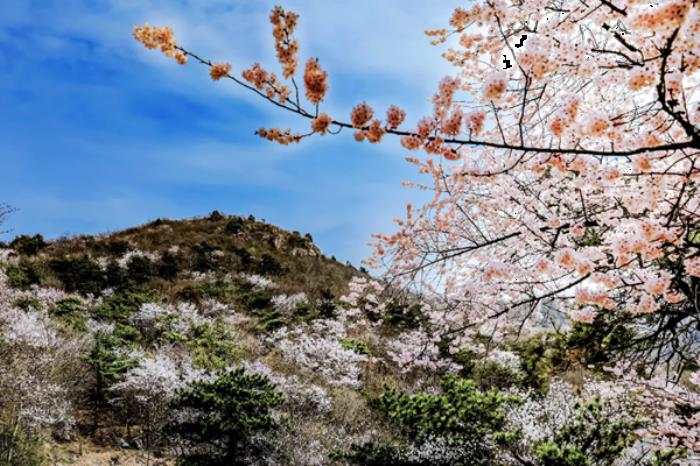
[0,1,455,264]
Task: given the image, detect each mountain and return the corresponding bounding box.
[0,212,654,466]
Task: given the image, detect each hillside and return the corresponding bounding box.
[0,213,689,465]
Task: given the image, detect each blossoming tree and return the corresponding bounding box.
[134,2,700,376]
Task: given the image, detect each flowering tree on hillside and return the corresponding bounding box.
[134,0,700,382]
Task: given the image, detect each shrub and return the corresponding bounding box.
[12,296,43,311]
[333,443,410,466]
[126,254,154,286]
[208,210,224,221]
[157,251,181,280]
[104,239,129,257]
[0,416,45,466]
[512,336,567,394]
[4,262,40,290]
[48,256,105,295]
[232,247,254,270]
[316,287,336,319]
[190,242,217,273]
[90,290,151,322]
[340,338,371,356]
[256,254,282,276]
[225,217,244,234]
[10,234,47,257]
[375,376,520,465]
[239,287,286,331]
[190,321,239,370]
[50,295,84,316]
[104,260,125,289]
[530,398,641,466]
[287,231,308,249]
[381,299,423,330]
[167,368,283,465]
[83,331,138,431]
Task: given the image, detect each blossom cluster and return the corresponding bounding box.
[133,24,186,64]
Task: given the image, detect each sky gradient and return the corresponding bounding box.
[0,0,460,266]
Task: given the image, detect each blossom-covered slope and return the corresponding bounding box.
[1,212,699,465]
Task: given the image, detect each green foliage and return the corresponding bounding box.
[237,284,286,331]
[114,322,141,342]
[105,260,126,289]
[157,251,181,280]
[0,416,45,466]
[332,443,410,466]
[208,210,225,221]
[154,314,188,344]
[10,234,47,256]
[84,332,137,392]
[189,321,239,370]
[48,256,105,295]
[12,296,42,311]
[379,376,519,441]
[534,442,590,466]
[50,295,84,316]
[225,217,245,234]
[564,316,635,367]
[90,290,151,323]
[84,331,138,431]
[256,253,282,276]
[449,349,522,390]
[649,448,688,465]
[125,255,154,286]
[380,299,423,330]
[527,398,641,466]
[315,287,336,319]
[340,338,371,356]
[49,295,88,332]
[190,242,218,273]
[3,262,40,290]
[167,368,283,466]
[513,336,567,393]
[103,239,129,257]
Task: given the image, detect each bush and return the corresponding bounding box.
[167,368,283,465]
[126,254,154,286]
[84,331,138,431]
[90,290,151,322]
[50,295,84,316]
[381,300,423,330]
[225,217,244,234]
[512,336,567,394]
[12,296,43,311]
[208,210,224,221]
[333,443,410,466]
[45,295,89,332]
[105,260,125,289]
[0,416,45,466]
[10,234,47,256]
[157,251,181,280]
[256,254,282,276]
[529,398,641,466]
[103,239,129,257]
[190,242,218,273]
[239,287,286,331]
[189,321,239,370]
[4,262,40,290]
[374,376,520,465]
[287,231,308,249]
[340,338,371,356]
[49,256,105,295]
[316,287,336,319]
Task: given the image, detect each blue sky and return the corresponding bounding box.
[0,0,460,266]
